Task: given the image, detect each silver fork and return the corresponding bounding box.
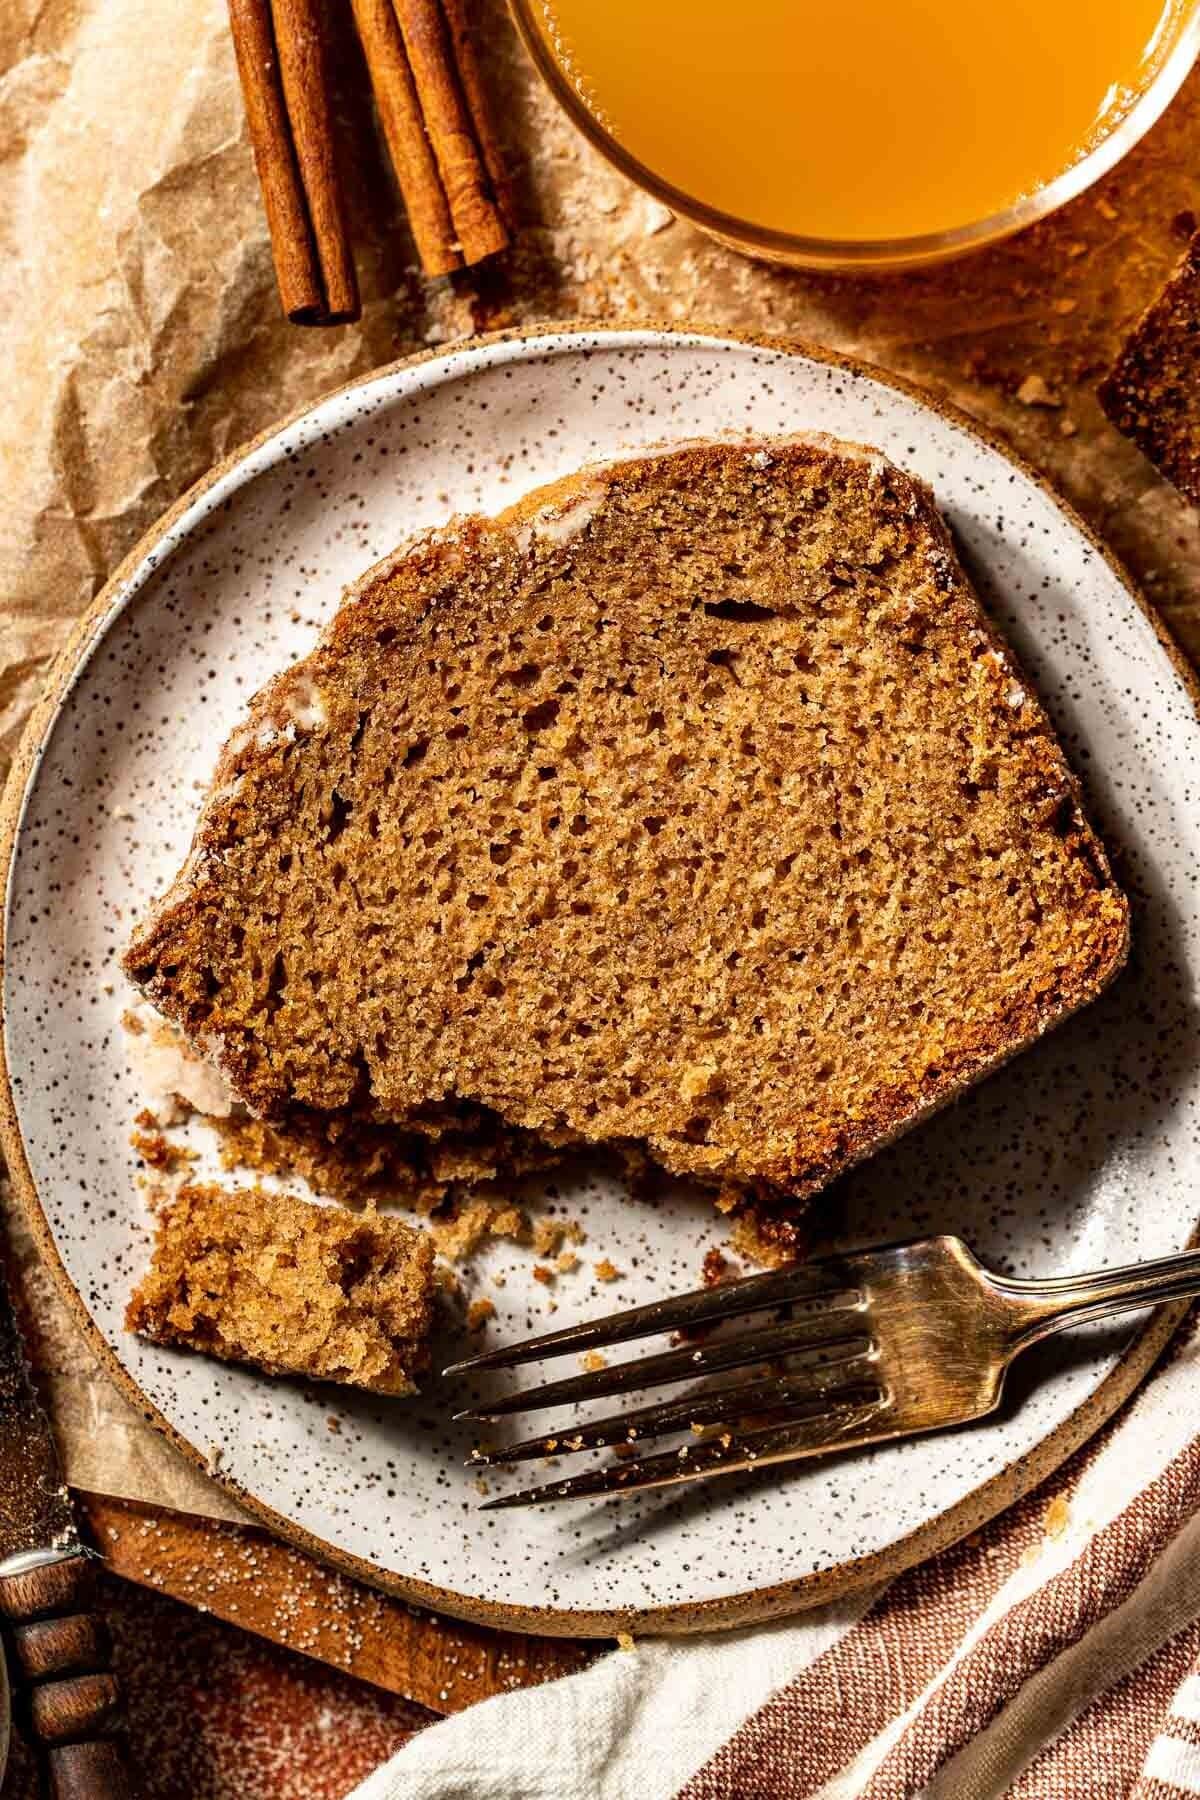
[445,1235,1200,1508]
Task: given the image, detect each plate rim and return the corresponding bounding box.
[0,317,1193,1639]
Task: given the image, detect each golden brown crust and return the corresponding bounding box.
[127,1182,436,1394]
[123,437,1129,1206]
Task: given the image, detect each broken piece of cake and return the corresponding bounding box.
[127,1183,436,1395]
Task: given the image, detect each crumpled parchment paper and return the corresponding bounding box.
[1,0,1198,1522]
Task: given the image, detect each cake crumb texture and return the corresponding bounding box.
[126,1182,436,1395]
[1100,232,1200,507]
[124,439,1129,1208]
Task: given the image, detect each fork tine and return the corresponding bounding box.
[443,1258,861,1376]
[478,1395,891,1509]
[453,1316,874,1421]
[468,1366,881,1466]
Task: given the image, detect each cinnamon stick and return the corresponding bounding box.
[350,0,464,275]
[391,0,509,264]
[441,0,516,233]
[270,0,360,320]
[228,0,322,320]
[227,0,360,324]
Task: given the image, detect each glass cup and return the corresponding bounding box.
[509,0,1200,272]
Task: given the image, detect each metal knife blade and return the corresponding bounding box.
[0,1260,80,1565]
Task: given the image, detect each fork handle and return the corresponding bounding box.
[994,1247,1200,1348]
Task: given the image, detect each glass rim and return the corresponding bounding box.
[509,0,1200,270]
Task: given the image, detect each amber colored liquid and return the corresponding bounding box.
[530,0,1178,242]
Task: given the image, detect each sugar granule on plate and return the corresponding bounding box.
[532,1218,567,1256]
[490,1206,528,1241]
[430,1198,497,1262]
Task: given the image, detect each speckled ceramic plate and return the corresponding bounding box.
[2,325,1197,1638]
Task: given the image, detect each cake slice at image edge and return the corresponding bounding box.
[122,436,1130,1215]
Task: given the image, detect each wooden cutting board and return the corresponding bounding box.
[3,1196,594,1716]
[78,1491,593,1715]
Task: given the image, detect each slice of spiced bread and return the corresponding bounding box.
[124,438,1128,1208]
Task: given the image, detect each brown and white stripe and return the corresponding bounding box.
[365,1313,1200,1800]
[1135,1647,1200,1799]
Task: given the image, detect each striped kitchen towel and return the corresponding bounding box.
[353,1310,1200,1799]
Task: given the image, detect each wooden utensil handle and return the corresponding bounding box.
[0,1547,133,1798]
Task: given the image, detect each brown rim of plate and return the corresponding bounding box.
[0,320,1194,1642]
